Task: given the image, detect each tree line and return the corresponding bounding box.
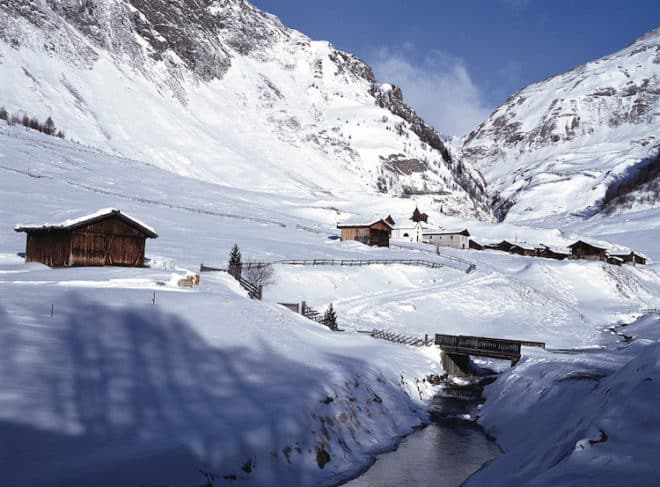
[602,150,660,213]
[0,106,65,139]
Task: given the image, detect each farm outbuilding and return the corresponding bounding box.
[15,208,158,267]
[567,240,608,261]
[337,216,392,247]
[611,251,647,265]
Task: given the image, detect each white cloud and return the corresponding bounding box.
[369,47,493,137]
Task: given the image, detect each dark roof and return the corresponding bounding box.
[567,240,607,251]
[15,208,158,238]
[422,228,470,237]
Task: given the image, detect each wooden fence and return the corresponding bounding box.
[240,258,445,270]
[295,224,337,236]
[278,301,338,330]
[200,264,262,299]
[239,276,262,300]
[389,242,476,272]
[361,328,433,347]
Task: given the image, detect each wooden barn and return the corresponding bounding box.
[15,209,158,267]
[567,240,608,261]
[337,216,392,247]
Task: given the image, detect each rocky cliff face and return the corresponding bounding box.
[0,0,490,218]
[462,28,660,222]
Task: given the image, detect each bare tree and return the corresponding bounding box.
[242,261,275,288]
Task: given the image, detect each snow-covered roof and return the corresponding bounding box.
[392,221,423,230]
[568,238,631,254]
[15,208,159,238]
[337,214,393,228]
[511,242,538,251]
[422,228,470,236]
[538,244,571,254]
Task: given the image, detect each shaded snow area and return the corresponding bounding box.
[1,127,660,485]
[468,313,660,487]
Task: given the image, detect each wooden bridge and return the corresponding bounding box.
[435,333,545,375]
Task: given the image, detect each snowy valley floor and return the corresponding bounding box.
[1,127,660,485]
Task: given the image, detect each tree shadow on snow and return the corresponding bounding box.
[0,296,373,487]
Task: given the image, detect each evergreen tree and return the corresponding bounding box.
[323,303,338,331]
[0,107,7,121]
[44,116,56,135]
[228,244,242,279]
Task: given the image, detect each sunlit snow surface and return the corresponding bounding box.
[1,126,660,485]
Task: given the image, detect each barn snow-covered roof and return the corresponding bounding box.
[337,214,393,228]
[15,208,158,238]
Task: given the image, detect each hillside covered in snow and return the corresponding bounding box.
[0,0,489,218]
[462,28,660,222]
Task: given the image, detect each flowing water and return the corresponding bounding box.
[342,377,500,487]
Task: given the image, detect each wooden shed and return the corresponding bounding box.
[567,240,608,261]
[337,216,392,247]
[15,209,158,267]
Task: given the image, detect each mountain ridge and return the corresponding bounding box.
[461,27,660,222]
[0,0,491,219]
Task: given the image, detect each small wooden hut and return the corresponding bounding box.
[15,209,158,267]
[337,216,392,247]
[567,240,608,261]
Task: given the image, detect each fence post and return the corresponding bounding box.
[301,301,306,315]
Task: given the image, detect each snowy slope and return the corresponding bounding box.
[467,313,660,487]
[462,28,660,222]
[1,126,660,485]
[0,0,489,218]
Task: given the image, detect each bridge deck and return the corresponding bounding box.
[435,333,545,363]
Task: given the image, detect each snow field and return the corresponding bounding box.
[0,127,659,485]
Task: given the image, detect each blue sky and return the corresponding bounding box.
[251,0,659,135]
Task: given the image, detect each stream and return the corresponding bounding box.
[342,376,501,487]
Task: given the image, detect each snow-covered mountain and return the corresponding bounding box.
[0,0,489,218]
[462,28,660,222]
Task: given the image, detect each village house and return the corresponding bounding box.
[391,220,425,243]
[567,240,609,261]
[15,208,158,267]
[337,216,392,247]
[422,228,471,249]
